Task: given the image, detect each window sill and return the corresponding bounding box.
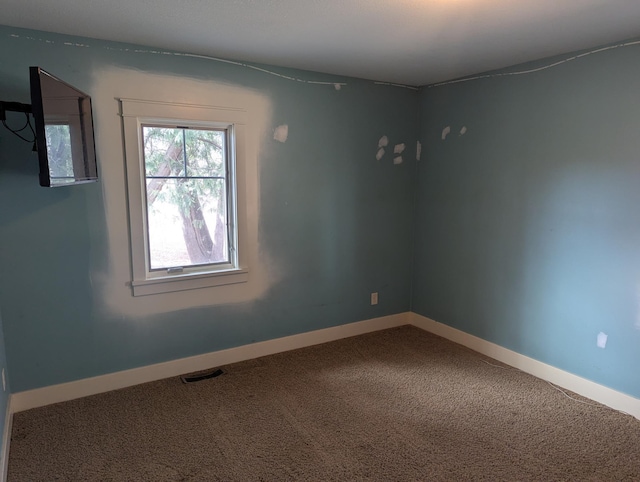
[131,268,249,296]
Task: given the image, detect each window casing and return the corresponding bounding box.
[120,99,249,296]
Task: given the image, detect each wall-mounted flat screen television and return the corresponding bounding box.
[29,66,98,187]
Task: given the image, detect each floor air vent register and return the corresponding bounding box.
[180,368,224,384]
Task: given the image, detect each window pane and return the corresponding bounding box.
[146,178,228,270]
[143,127,185,177]
[184,129,226,177]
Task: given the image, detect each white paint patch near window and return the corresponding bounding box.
[93,67,274,317]
[460,126,468,136]
[334,84,342,91]
[441,126,451,140]
[597,332,608,349]
[393,156,403,165]
[273,124,289,143]
[416,141,422,160]
[376,148,385,161]
[394,143,405,154]
[378,135,389,148]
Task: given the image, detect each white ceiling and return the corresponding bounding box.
[2,0,640,86]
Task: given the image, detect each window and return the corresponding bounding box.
[143,125,234,271]
[120,99,249,296]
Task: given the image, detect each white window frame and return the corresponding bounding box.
[120,99,249,296]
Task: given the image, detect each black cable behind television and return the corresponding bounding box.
[0,66,98,187]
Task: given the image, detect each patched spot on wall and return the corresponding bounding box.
[273,124,289,143]
[441,126,451,140]
[460,126,467,136]
[376,135,389,160]
[374,137,409,165]
[597,332,608,349]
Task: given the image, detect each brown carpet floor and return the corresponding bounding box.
[8,325,640,481]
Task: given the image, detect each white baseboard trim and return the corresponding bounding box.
[11,311,639,421]
[11,312,410,413]
[1,396,12,482]
[409,313,640,420]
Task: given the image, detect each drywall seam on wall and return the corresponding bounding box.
[177,53,348,88]
[374,81,419,91]
[429,39,640,88]
[7,32,348,88]
[62,41,90,48]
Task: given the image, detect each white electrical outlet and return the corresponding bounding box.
[371,292,378,305]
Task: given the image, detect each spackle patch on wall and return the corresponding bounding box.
[374,136,407,164]
[441,126,451,140]
[273,124,289,143]
[597,332,608,349]
[460,126,467,136]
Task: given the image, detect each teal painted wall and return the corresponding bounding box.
[413,40,640,398]
[3,23,639,405]
[0,26,418,392]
